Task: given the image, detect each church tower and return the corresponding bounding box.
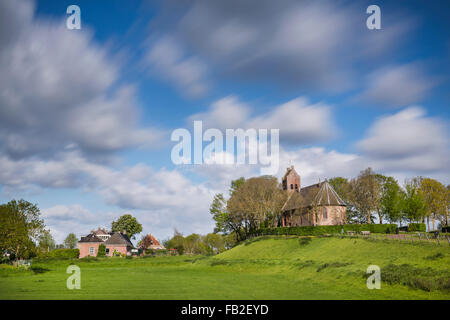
[282,165,300,193]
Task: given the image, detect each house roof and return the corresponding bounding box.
[139,234,165,249]
[104,232,134,247]
[282,181,346,211]
[79,234,104,243]
[91,227,109,236]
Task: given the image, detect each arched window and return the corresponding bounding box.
[295,184,298,190]
[322,208,327,219]
[290,184,293,189]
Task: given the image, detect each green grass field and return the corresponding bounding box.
[1,236,449,299]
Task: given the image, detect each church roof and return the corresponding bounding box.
[282,181,346,211]
[282,166,299,180]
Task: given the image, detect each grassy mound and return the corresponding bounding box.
[0,236,448,299]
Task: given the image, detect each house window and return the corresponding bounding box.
[290,184,293,189]
[322,208,327,219]
[106,248,110,255]
[89,247,95,255]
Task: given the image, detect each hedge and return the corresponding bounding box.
[39,249,79,259]
[250,224,397,237]
[408,223,426,232]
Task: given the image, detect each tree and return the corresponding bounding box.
[203,233,225,254]
[349,168,381,224]
[210,193,228,233]
[64,233,78,249]
[184,233,203,255]
[97,244,106,257]
[165,229,185,255]
[111,214,143,239]
[419,178,448,231]
[402,178,427,224]
[0,199,45,260]
[230,177,245,195]
[210,178,249,240]
[39,229,56,252]
[227,176,286,240]
[378,176,403,224]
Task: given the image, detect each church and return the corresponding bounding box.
[280,166,347,227]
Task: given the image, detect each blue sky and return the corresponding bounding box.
[0,0,448,243]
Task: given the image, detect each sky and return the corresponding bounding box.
[0,0,449,244]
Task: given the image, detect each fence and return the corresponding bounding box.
[333,232,450,246]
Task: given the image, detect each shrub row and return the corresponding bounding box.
[38,249,79,260]
[251,224,397,237]
[408,223,426,232]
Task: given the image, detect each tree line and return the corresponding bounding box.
[162,229,235,255]
[328,168,449,230]
[209,168,449,242]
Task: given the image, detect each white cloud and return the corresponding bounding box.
[145,36,209,98]
[277,147,362,186]
[188,96,336,145]
[0,150,215,242]
[0,0,164,160]
[355,64,437,108]
[248,97,335,144]
[148,0,414,93]
[188,96,250,129]
[357,107,449,174]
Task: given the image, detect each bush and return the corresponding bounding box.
[408,223,426,232]
[251,224,397,238]
[97,244,106,257]
[298,237,312,246]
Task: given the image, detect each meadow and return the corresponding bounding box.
[0,236,449,300]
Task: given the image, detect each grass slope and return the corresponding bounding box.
[0,236,449,299]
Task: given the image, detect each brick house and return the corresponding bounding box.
[78,228,135,258]
[280,166,346,227]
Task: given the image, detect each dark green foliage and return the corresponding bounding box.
[210,260,229,266]
[37,248,79,260]
[408,223,426,232]
[30,266,50,274]
[63,233,78,249]
[97,244,106,257]
[298,237,312,246]
[381,264,450,292]
[424,252,444,260]
[111,214,143,240]
[296,260,315,270]
[316,262,352,272]
[251,224,397,237]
